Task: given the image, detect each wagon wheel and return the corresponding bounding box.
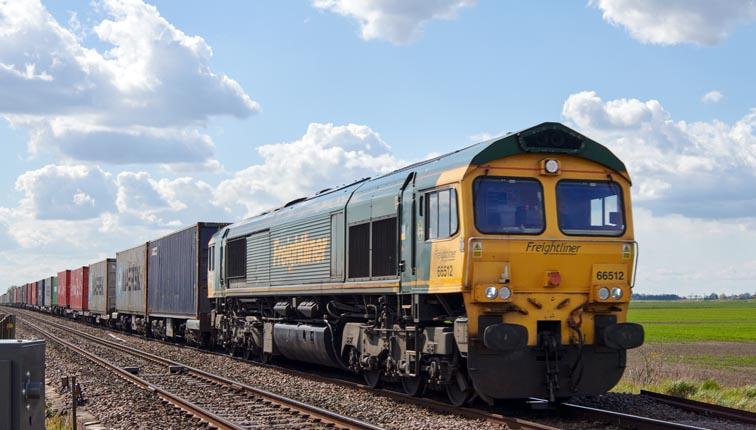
[446,369,474,406]
[363,369,382,389]
[401,373,426,397]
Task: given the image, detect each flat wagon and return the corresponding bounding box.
[115,243,148,332]
[88,259,116,323]
[57,270,72,314]
[147,222,227,344]
[70,266,90,316]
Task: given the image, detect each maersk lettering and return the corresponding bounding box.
[525,241,581,255]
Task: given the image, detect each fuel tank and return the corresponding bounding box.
[272,323,341,368]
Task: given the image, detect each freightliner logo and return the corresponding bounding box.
[525,241,582,255]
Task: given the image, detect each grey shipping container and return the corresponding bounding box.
[88,259,116,314]
[43,278,52,307]
[116,243,148,314]
[148,222,227,318]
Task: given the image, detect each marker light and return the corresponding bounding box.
[485,286,498,300]
[611,287,624,300]
[544,159,559,174]
[499,286,512,300]
[598,287,610,301]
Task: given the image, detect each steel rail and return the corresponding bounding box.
[22,318,245,430]
[641,390,756,425]
[556,401,713,430]
[20,313,382,430]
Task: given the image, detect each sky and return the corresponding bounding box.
[1,0,756,297]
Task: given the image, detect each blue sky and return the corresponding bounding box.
[2,0,756,296]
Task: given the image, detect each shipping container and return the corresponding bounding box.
[36,280,43,307]
[70,266,90,312]
[88,259,116,315]
[43,278,52,307]
[57,270,72,308]
[148,223,227,319]
[116,243,148,314]
[49,277,58,306]
[31,281,38,306]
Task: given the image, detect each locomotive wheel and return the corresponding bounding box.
[257,351,271,364]
[242,345,253,361]
[401,374,426,397]
[363,369,382,389]
[225,342,238,357]
[446,370,474,406]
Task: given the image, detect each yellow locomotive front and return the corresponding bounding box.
[456,125,643,403]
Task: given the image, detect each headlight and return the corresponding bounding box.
[485,286,497,300]
[544,159,559,174]
[499,286,512,300]
[598,287,610,300]
[611,287,623,300]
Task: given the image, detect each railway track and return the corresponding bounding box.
[14,307,756,430]
[640,390,756,426]
[20,313,382,430]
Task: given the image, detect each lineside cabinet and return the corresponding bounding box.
[0,339,45,430]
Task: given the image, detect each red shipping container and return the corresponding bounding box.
[57,270,72,307]
[70,266,89,311]
[31,282,38,305]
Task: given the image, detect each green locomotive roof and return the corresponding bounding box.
[470,122,627,174]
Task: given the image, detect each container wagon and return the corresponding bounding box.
[49,276,58,308]
[30,282,38,307]
[88,259,116,324]
[57,270,72,314]
[147,222,227,344]
[115,243,148,333]
[42,278,52,309]
[70,266,90,317]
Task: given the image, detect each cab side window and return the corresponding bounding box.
[426,188,458,240]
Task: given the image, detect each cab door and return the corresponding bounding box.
[399,173,416,292]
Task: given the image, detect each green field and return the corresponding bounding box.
[620,300,756,411]
[627,300,756,343]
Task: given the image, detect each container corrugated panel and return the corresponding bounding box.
[246,230,271,288]
[57,270,71,307]
[269,216,331,286]
[49,277,57,305]
[88,259,116,314]
[116,244,147,314]
[70,266,89,311]
[44,278,52,307]
[32,281,39,305]
[147,223,225,318]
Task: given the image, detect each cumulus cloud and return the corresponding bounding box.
[562,91,756,219]
[312,0,476,44]
[216,122,403,216]
[0,0,258,165]
[116,172,228,225]
[592,0,756,45]
[15,164,117,220]
[702,90,724,103]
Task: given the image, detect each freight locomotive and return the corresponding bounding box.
[5,122,643,405]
